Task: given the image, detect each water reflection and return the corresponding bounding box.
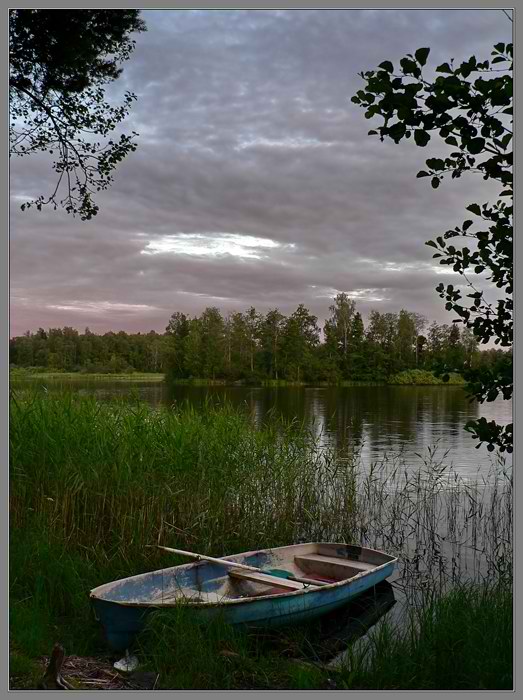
[260,581,397,667]
[304,581,397,665]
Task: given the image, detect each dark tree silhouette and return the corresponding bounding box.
[10,9,146,220]
[353,43,512,453]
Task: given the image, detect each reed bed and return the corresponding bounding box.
[333,581,512,690]
[9,391,512,689]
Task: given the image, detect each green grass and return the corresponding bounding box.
[10,368,467,386]
[9,390,512,689]
[128,582,514,690]
[336,582,512,690]
[9,647,43,690]
[10,369,164,381]
[388,369,465,385]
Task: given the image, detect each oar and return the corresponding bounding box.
[150,545,328,586]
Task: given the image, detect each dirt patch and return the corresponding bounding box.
[38,652,159,690]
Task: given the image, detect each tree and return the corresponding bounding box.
[353,42,512,452]
[200,307,226,380]
[328,293,356,357]
[165,312,190,379]
[325,293,356,375]
[10,9,146,220]
[346,311,368,380]
[260,309,285,380]
[411,312,428,366]
[281,305,320,383]
[396,309,416,370]
[184,319,203,379]
[244,307,262,375]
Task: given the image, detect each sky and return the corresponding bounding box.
[9,8,512,337]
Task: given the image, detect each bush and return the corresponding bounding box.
[388,370,465,385]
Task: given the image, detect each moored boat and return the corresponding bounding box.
[90,542,397,651]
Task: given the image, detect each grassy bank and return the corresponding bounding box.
[131,580,511,690]
[168,371,464,387]
[10,368,165,381]
[388,369,465,385]
[9,392,512,689]
[10,368,466,387]
[332,581,512,690]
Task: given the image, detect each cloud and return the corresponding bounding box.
[140,232,285,259]
[10,9,511,336]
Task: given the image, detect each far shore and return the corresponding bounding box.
[10,369,466,387]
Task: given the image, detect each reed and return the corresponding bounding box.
[335,581,512,690]
[9,390,512,688]
[133,580,512,690]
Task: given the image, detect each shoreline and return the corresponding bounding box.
[10,371,466,387]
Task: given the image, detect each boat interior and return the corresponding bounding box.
[147,543,394,605]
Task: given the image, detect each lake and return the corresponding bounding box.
[12,377,512,478]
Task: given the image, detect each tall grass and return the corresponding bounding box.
[335,582,512,690]
[10,391,356,559]
[9,391,512,688]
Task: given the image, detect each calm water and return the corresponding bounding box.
[14,378,512,477]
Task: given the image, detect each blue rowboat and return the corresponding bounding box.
[90,542,397,652]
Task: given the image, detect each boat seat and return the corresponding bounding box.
[294,553,375,580]
[228,569,305,590]
[296,554,375,571]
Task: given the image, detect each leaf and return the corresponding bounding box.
[415,47,430,66]
[426,158,445,170]
[414,130,430,147]
[388,122,406,142]
[416,170,430,178]
[436,62,452,73]
[431,177,440,189]
[378,60,394,73]
[467,137,485,154]
[400,57,420,76]
[494,42,505,54]
[466,203,482,216]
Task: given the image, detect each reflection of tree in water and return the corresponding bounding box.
[319,388,365,455]
[264,581,396,665]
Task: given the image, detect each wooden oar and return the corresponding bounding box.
[153,545,261,571]
[151,545,328,586]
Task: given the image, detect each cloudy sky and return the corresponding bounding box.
[10,9,512,337]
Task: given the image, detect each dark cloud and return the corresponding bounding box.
[10,9,511,335]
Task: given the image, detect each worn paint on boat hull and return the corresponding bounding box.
[90,542,397,651]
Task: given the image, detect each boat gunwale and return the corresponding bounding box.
[89,543,397,609]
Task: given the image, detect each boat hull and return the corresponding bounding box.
[90,543,396,652]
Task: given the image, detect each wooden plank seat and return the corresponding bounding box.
[294,553,375,581]
[228,568,306,590]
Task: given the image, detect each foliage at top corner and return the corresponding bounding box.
[9,9,146,220]
[353,43,512,453]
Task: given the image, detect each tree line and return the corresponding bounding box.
[10,294,508,384]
